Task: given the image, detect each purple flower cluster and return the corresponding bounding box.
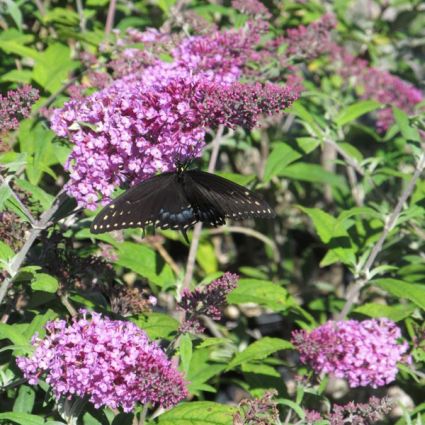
[17,311,187,412]
[331,46,423,131]
[284,13,337,59]
[232,0,272,19]
[51,22,299,209]
[172,21,266,84]
[0,85,39,138]
[179,272,239,333]
[291,319,410,388]
[51,71,206,209]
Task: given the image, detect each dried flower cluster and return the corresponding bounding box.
[233,390,279,425]
[110,285,157,316]
[17,311,187,411]
[291,319,410,388]
[0,85,39,139]
[179,272,239,333]
[305,396,392,425]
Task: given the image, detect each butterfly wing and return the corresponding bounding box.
[182,172,226,227]
[185,169,275,221]
[90,172,198,234]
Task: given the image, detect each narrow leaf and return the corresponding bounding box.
[334,100,381,126]
[153,401,236,425]
[227,337,292,370]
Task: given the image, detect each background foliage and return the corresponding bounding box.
[0,0,424,424]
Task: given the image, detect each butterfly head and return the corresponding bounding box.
[175,159,191,174]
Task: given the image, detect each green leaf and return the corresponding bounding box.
[131,312,179,340]
[0,323,30,350]
[13,386,35,414]
[334,100,381,126]
[300,207,355,266]
[354,303,416,321]
[197,338,230,349]
[227,279,291,312]
[301,208,339,243]
[295,137,321,154]
[0,241,14,262]
[263,143,303,182]
[153,402,236,425]
[374,279,425,310]
[277,399,305,420]
[23,309,57,340]
[32,44,79,93]
[392,107,420,142]
[215,172,255,186]
[186,348,227,393]
[116,242,175,288]
[0,40,40,60]
[227,337,292,370]
[196,242,218,274]
[31,273,59,293]
[0,413,44,425]
[155,0,177,14]
[0,69,33,84]
[15,179,54,210]
[290,102,324,137]
[241,363,280,377]
[277,163,345,188]
[0,184,13,209]
[180,334,193,375]
[3,0,23,30]
[18,119,57,185]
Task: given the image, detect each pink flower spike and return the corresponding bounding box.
[17,311,188,412]
[291,319,410,388]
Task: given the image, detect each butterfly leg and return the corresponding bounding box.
[181,227,190,244]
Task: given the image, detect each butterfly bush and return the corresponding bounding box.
[17,310,187,412]
[50,21,299,209]
[291,319,410,388]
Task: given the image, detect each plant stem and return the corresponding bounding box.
[75,0,86,32]
[208,225,281,263]
[138,404,149,425]
[181,125,224,291]
[0,190,67,306]
[105,0,117,35]
[337,152,425,320]
[61,294,78,316]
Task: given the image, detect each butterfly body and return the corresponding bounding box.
[90,168,275,241]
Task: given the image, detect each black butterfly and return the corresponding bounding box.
[90,167,275,242]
